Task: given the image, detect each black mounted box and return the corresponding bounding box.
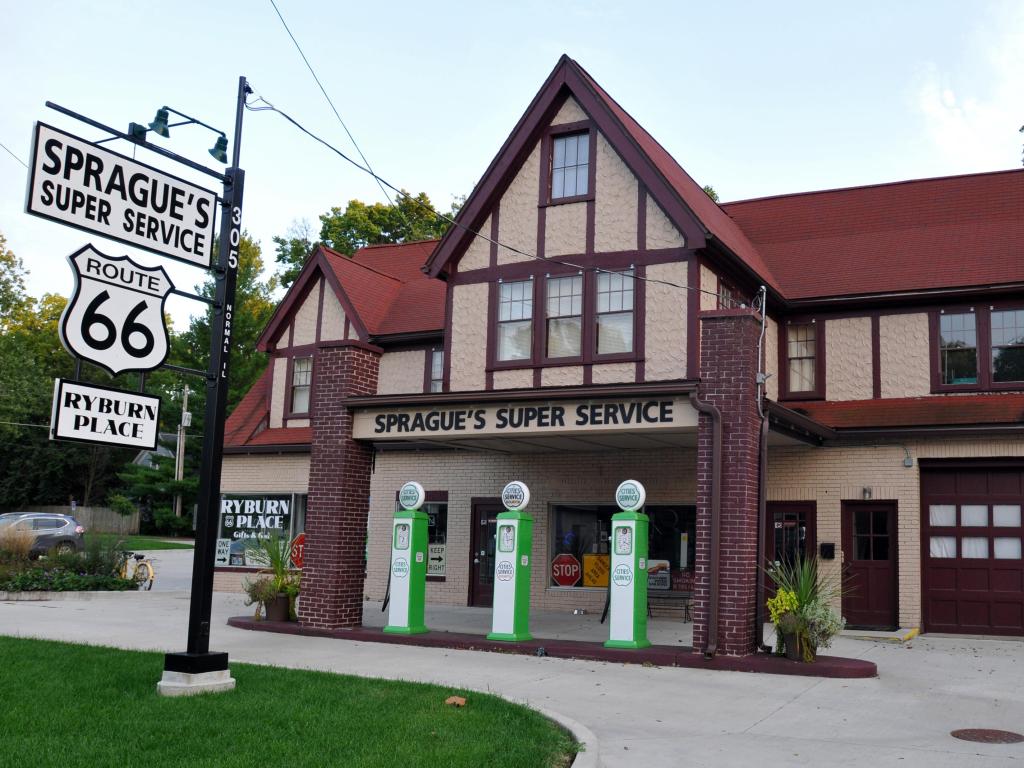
[820,542,836,560]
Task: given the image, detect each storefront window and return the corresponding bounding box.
[549,503,696,591]
[393,496,448,579]
[216,493,307,568]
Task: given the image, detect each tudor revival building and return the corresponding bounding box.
[219,56,1024,655]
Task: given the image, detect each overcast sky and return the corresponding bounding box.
[2,1,1021,328]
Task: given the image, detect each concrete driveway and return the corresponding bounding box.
[1,591,1021,767]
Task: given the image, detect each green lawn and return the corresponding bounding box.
[87,534,194,551]
[0,637,577,768]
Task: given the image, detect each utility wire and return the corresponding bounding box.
[0,140,28,169]
[245,91,732,303]
[268,0,397,212]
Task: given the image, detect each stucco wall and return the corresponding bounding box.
[221,453,311,493]
[377,350,426,395]
[292,279,321,347]
[544,202,587,257]
[880,313,931,398]
[541,365,584,387]
[460,214,492,271]
[825,317,873,401]
[497,142,540,264]
[552,96,587,125]
[493,369,533,389]
[699,264,718,312]
[767,436,1024,628]
[366,448,697,611]
[644,261,687,381]
[320,285,347,341]
[449,283,488,391]
[270,356,288,428]
[592,362,635,384]
[646,196,685,249]
[594,135,637,253]
[764,316,779,401]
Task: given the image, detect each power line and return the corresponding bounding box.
[267,0,396,211]
[0,140,28,169]
[245,91,735,304]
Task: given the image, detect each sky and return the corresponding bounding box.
[1,1,1022,329]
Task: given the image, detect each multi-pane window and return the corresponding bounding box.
[551,133,589,199]
[786,324,816,393]
[939,312,978,385]
[291,357,312,413]
[596,269,634,355]
[991,309,1024,383]
[546,275,583,358]
[429,349,444,393]
[497,280,533,361]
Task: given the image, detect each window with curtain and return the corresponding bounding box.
[551,132,589,199]
[596,269,634,355]
[497,280,533,361]
[291,357,312,413]
[546,274,583,358]
[786,323,816,393]
[939,312,978,385]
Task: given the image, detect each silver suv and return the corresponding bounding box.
[0,513,85,557]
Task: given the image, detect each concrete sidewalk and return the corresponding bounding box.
[2,592,1022,767]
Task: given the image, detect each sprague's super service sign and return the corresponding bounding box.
[25,123,217,268]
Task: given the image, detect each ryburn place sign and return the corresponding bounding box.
[59,244,172,375]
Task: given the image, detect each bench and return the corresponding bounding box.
[648,590,692,621]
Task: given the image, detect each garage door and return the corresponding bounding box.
[921,464,1024,635]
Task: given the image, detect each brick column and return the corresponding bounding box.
[691,308,763,656]
[298,339,381,630]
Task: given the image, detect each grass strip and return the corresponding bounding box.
[86,534,194,551]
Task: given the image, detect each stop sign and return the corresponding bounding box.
[551,553,581,587]
[289,533,306,569]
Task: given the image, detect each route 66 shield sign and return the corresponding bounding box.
[59,244,173,375]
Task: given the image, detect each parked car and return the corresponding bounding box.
[0,512,85,557]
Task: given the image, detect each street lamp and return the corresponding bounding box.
[108,105,229,164]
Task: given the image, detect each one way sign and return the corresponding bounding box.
[59,244,173,375]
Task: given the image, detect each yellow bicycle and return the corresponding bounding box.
[120,551,155,591]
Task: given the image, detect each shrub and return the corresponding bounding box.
[0,567,136,592]
[107,494,136,517]
[0,528,34,562]
[152,506,193,537]
[243,576,278,619]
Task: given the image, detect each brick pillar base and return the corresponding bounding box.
[691,309,763,656]
[298,340,381,630]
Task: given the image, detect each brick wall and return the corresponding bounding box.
[692,309,763,656]
[298,340,381,629]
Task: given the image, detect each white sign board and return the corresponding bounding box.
[50,378,161,450]
[26,122,218,268]
[59,244,172,375]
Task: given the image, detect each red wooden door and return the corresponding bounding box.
[842,501,898,629]
[469,500,501,608]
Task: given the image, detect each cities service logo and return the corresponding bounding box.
[59,244,173,375]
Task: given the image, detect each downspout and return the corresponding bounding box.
[689,391,721,658]
[754,286,772,653]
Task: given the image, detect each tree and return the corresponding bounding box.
[273,219,317,289]
[703,185,720,203]
[318,190,460,256]
[0,232,30,333]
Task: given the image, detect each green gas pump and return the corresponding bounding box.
[486,481,533,642]
[604,479,651,649]
[383,481,429,635]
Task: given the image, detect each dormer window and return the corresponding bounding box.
[291,357,313,414]
[551,132,589,200]
[780,321,824,399]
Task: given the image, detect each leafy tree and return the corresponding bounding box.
[703,185,720,203]
[273,219,317,289]
[318,190,460,257]
[0,232,30,333]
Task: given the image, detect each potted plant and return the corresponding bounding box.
[766,555,845,662]
[245,535,299,622]
[243,575,278,619]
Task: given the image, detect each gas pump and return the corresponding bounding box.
[487,481,533,642]
[383,481,429,635]
[605,479,651,649]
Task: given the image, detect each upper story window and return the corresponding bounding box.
[546,274,583,358]
[428,348,444,393]
[992,309,1024,383]
[939,312,978,385]
[786,323,817,395]
[291,357,313,414]
[551,132,589,200]
[596,269,634,355]
[497,280,533,361]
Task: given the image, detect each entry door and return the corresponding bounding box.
[764,502,816,599]
[842,502,898,629]
[469,500,502,607]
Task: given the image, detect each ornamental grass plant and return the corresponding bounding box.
[765,555,846,662]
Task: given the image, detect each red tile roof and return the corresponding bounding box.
[225,367,271,448]
[723,169,1024,300]
[785,394,1024,430]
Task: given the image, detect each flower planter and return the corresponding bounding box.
[783,632,802,661]
[265,594,290,622]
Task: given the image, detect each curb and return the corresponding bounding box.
[0,590,191,601]
[535,705,601,768]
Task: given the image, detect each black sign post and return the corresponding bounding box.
[161,76,250,688]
